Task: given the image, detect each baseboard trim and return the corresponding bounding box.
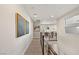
[22,38,33,55]
[33,38,40,39]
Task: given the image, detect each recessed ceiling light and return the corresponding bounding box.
[51,16,54,18]
[34,15,37,17]
[33,13,37,17]
[76,26,79,29]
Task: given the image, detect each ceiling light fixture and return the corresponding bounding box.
[33,13,37,17]
[34,15,37,17]
[76,27,79,29]
[51,15,54,18]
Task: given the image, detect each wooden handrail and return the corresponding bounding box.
[48,44,57,55]
[40,33,57,55]
[42,35,44,55]
[40,34,44,55]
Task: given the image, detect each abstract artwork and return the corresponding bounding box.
[16,13,26,37]
[26,21,29,34]
[65,15,79,34]
[16,13,29,37]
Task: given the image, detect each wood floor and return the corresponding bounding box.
[24,38,42,55]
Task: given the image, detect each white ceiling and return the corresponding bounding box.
[22,4,79,22]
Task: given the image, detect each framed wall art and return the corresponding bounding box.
[26,20,29,34]
[16,13,26,37]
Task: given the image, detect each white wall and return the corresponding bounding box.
[57,7,79,55]
[40,20,56,24]
[0,5,33,54]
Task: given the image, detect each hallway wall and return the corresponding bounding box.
[0,5,33,54]
[57,7,79,54]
